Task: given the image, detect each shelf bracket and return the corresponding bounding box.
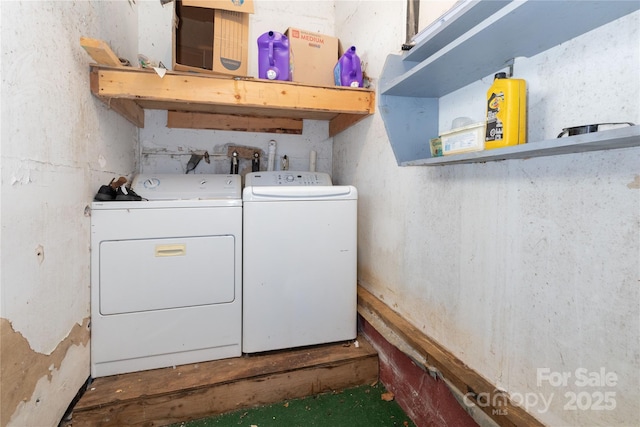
[505,58,515,78]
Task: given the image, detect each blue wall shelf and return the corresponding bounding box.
[379,0,640,165]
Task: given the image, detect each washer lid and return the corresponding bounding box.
[131,174,241,200]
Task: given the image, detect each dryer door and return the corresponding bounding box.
[99,235,235,315]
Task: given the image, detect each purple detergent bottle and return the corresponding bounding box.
[257,31,290,81]
[334,46,362,87]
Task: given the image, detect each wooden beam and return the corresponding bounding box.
[329,113,369,137]
[89,68,144,127]
[107,99,145,127]
[226,145,264,160]
[329,89,375,136]
[357,286,545,427]
[167,111,303,134]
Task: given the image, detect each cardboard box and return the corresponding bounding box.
[284,27,339,86]
[174,0,254,77]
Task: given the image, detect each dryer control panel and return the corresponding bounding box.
[245,172,332,186]
[131,174,241,200]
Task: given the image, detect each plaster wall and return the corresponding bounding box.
[2,1,637,426]
[1,1,138,425]
[333,2,640,426]
[417,0,457,37]
[137,1,337,176]
[0,2,336,424]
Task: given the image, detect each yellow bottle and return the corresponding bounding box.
[485,72,526,149]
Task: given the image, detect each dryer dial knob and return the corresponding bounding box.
[144,178,161,188]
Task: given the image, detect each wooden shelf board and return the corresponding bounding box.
[89,65,375,133]
[80,37,124,68]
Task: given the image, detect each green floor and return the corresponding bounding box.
[172,384,415,427]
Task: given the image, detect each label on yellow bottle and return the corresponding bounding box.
[486,91,505,142]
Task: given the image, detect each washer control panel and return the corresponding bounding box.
[245,172,332,186]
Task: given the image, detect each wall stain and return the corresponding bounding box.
[0,317,90,426]
[627,175,640,189]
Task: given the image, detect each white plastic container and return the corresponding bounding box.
[441,122,485,156]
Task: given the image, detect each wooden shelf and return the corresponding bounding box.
[89,65,375,136]
[403,126,640,166]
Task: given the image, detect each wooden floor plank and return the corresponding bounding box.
[72,336,378,426]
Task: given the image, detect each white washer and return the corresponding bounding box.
[90,174,242,378]
[242,171,357,353]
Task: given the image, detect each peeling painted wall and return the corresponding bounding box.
[137,1,337,176]
[0,319,90,426]
[333,3,640,426]
[1,1,138,425]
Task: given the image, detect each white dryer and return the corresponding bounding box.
[242,171,357,353]
[90,174,242,378]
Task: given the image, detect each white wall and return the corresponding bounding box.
[0,1,138,425]
[137,0,336,176]
[333,2,640,426]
